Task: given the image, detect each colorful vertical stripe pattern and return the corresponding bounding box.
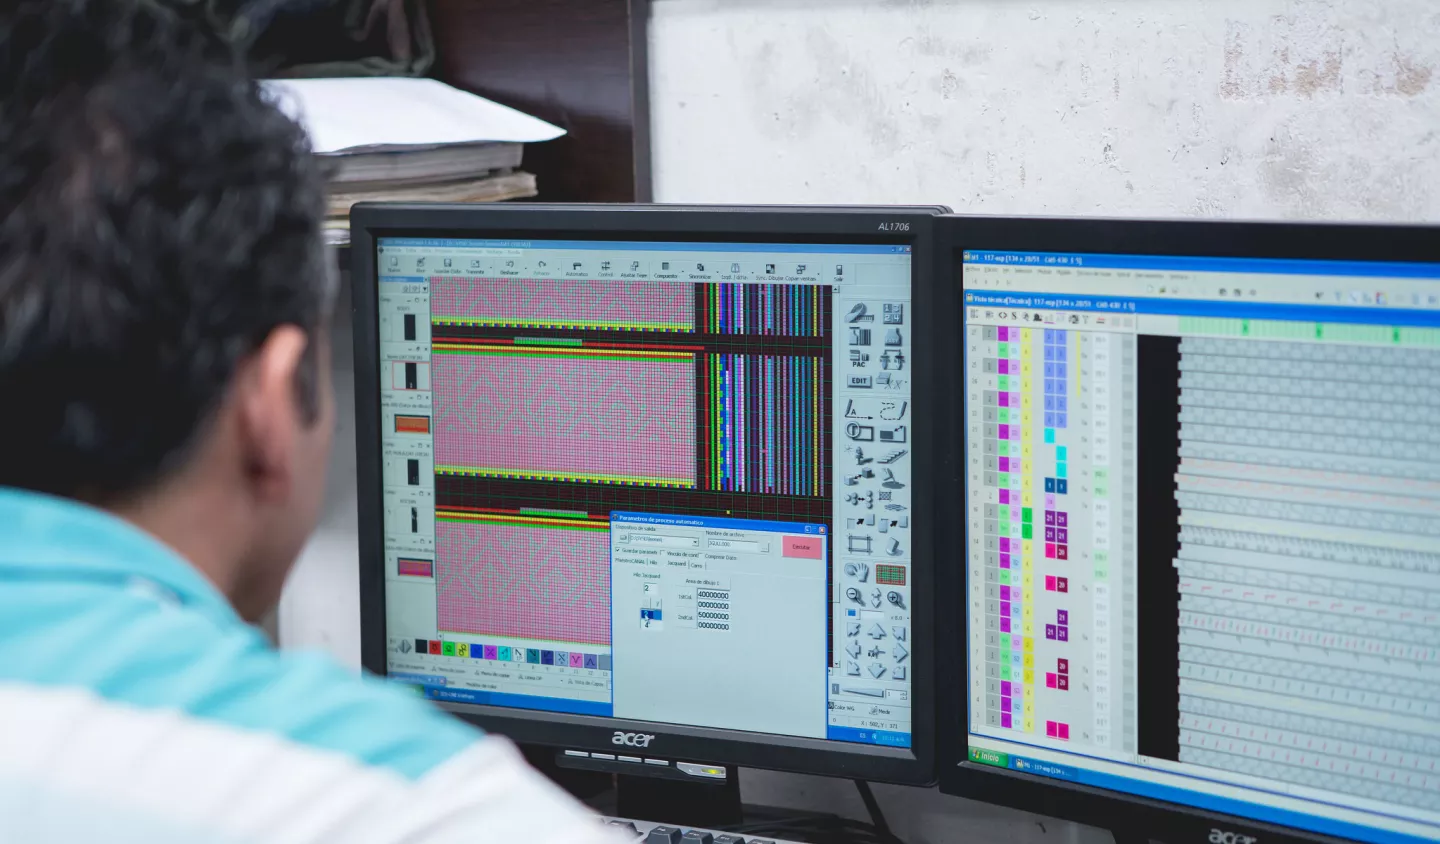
[702,283,824,336]
[701,354,824,496]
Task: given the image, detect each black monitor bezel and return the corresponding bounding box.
[351,202,948,785]
[935,215,1440,844]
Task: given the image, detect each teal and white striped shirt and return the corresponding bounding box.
[0,487,616,843]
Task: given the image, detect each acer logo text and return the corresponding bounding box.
[1209,829,1257,844]
[613,731,655,748]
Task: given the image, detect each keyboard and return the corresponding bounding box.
[602,816,805,844]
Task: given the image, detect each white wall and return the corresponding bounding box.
[650,0,1440,220]
[646,0,1438,839]
[280,3,1438,842]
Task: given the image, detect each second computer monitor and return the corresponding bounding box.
[941,216,1440,844]
[352,204,941,783]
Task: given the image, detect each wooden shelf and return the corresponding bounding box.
[428,0,651,203]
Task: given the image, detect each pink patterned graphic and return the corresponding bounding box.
[433,352,697,486]
[436,520,611,645]
[431,277,693,331]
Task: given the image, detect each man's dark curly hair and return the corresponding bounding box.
[0,0,332,502]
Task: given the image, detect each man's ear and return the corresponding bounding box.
[234,325,310,504]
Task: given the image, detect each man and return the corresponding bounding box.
[0,2,618,841]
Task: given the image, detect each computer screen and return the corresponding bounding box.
[962,248,1440,844]
[375,235,916,748]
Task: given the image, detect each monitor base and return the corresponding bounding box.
[531,744,744,829]
[617,770,744,828]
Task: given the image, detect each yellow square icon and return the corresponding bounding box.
[1023,653,1035,668]
[1024,717,1035,733]
[1023,637,1034,652]
[455,642,470,658]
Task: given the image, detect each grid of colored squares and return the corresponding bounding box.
[417,639,611,671]
[1045,575,1070,593]
[995,631,1032,730]
[1045,609,1069,642]
[1043,508,1069,559]
[996,536,1024,580]
[1046,658,1070,691]
[982,325,1032,736]
[991,326,1021,393]
[995,630,1033,681]
[997,583,1025,634]
[1042,329,1068,436]
[994,499,1037,543]
[1046,720,1071,740]
[989,330,1023,466]
[997,675,1028,729]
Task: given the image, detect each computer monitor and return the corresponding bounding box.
[940,217,1440,844]
[352,204,943,784]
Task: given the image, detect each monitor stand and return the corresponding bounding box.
[617,771,743,829]
[533,746,744,829]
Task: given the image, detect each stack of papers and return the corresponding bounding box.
[262,77,566,244]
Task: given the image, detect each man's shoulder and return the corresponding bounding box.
[0,573,479,779]
[0,573,617,843]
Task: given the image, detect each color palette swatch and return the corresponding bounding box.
[416,638,611,671]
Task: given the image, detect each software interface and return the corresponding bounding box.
[963,251,1440,844]
[378,237,914,747]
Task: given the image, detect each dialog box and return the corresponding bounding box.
[610,512,829,736]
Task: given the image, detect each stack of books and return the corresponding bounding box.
[263,77,565,245]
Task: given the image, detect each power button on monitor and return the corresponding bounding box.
[676,762,727,780]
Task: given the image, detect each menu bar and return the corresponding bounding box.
[964,260,1440,312]
[380,252,857,286]
[384,238,912,254]
[963,289,1440,328]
